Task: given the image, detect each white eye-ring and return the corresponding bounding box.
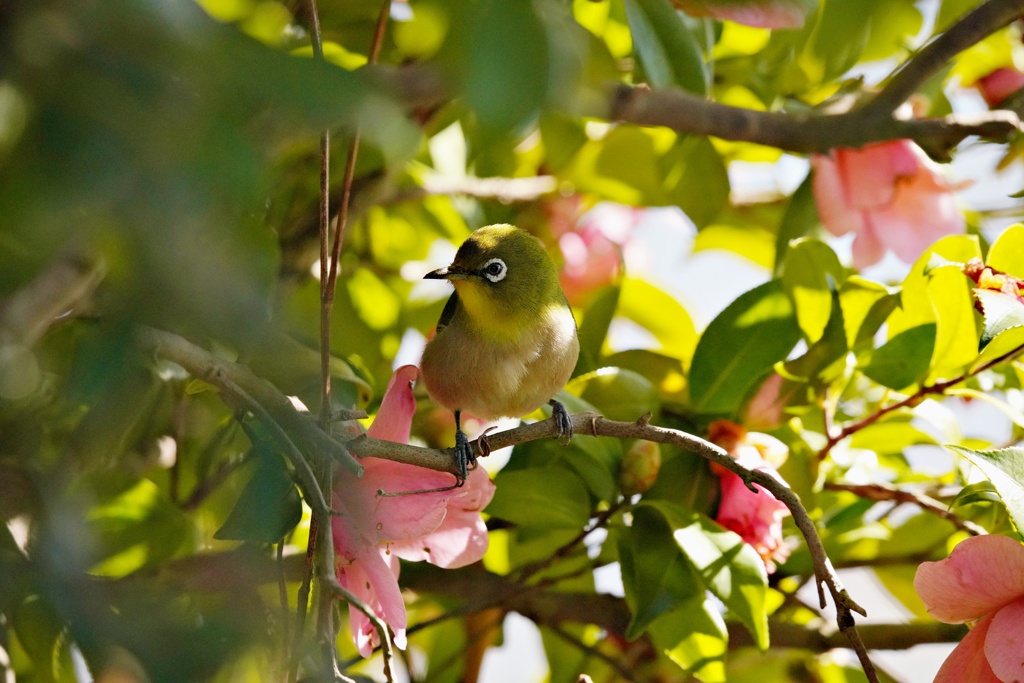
[482,258,507,283]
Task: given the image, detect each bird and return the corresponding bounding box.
[420,224,580,484]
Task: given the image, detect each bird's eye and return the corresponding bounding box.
[482,258,507,283]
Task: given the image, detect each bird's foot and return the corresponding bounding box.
[549,399,573,446]
[454,426,476,487]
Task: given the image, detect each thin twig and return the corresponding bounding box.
[220,365,395,681]
[825,481,987,536]
[818,339,1024,461]
[865,0,1024,117]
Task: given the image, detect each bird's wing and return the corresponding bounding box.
[436,291,460,332]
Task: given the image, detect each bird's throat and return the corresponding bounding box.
[453,282,526,343]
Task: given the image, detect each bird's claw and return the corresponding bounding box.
[455,427,475,487]
[549,399,573,446]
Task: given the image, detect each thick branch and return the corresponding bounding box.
[135,327,363,476]
[609,85,1020,158]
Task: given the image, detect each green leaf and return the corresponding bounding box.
[887,235,981,380]
[809,0,876,80]
[947,446,1024,535]
[662,136,729,227]
[624,0,708,95]
[773,174,818,276]
[986,223,1024,276]
[649,598,728,683]
[577,284,621,373]
[487,468,591,529]
[781,286,847,383]
[860,323,936,390]
[838,276,897,350]
[975,288,1024,349]
[950,480,1002,509]
[642,500,769,650]
[618,278,698,361]
[605,349,688,403]
[215,456,301,543]
[689,279,800,414]
[781,238,844,343]
[617,507,703,639]
[461,0,550,138]
[862,0,921,62]
[565,366,659,422]
[694,224,775,269]
[849,419,937,454]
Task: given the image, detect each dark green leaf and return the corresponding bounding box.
[566,367,659,422]
[641,500,769,649]
[860,323,936,390]
[461,0,550,138]
[648,598,727,682]
[624,0,708,94]
[487,468,590,529]
[577,284,621,374]
[662,136,729,227]
[617,507,703,639]
[689,279,800,415]
[215,456,301,543]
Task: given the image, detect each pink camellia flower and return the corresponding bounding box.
[707,420,790,573]
[975,68,1024,107]
[672,0,812,29]
[811,140,966,268]
[331,365,495,657]
[914,534,1024,683]
[553,201,638,305]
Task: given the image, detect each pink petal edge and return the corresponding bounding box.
[914,535,1024,624]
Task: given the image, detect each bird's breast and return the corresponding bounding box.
[421,304,579,420]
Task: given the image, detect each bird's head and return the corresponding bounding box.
[425,224,565,334]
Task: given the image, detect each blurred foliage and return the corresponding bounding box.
[2,0,1024,681]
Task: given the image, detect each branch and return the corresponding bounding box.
[865,0,1024,116]
[818,337,1024,461]
[0,254,105,346]
[825,481,987,536]
[136,327,363,476]
[609,85,1020,158]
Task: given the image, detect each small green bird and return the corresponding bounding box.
[421,224,580,483]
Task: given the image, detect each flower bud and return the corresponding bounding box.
[619,440,661,495]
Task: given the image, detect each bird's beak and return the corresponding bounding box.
[424,265,468,280]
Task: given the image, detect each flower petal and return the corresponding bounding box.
[367,365,419,443]
[391,466,495,567]
[811,153,869,239]
[673,0,813,28]
[914,535,1024,623]
[984,598,1024,683]
[338,546,407,657]
[934,612,1001,683]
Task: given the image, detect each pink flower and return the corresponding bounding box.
[914,534,1024,682]
[554,202,637,305]
[671,0,812,29]
[975,68,1024,107]
[332,365,495,656]
[708,420,790,573]
[810,140,965,268]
